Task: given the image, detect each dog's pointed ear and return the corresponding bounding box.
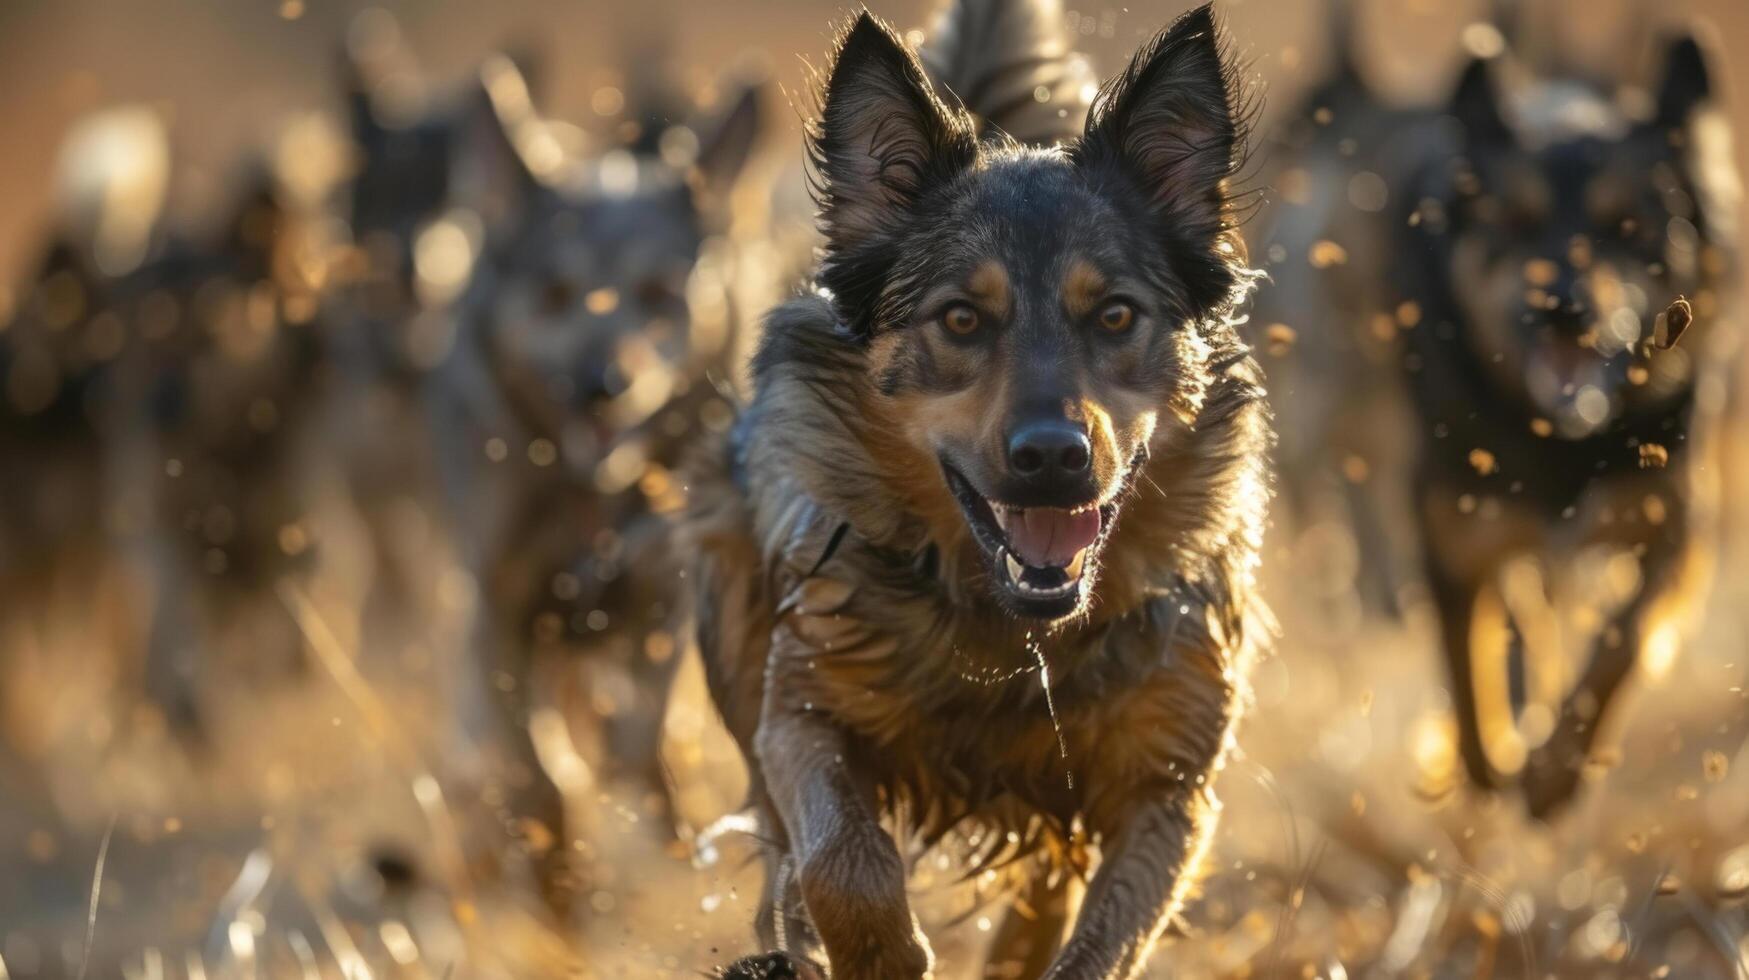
[813,13,976,248]
[1074,4,1239,241]
[1654,33,1713,129]
[694,80,765,193]
[455,54,544,232]
[218,170,291,281]
[339,43,379,140]
[340,10,413,141]
[1449,56,1512,145]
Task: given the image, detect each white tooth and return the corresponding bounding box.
[1064,549,1086,582]
[1004,551,1025,584]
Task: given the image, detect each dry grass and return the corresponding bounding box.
[1,499,1744,979]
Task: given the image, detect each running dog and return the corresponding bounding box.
[691,4,1271,977]
[428,53,765,917]
[1,116,335,741]
[1396,34,1736,815]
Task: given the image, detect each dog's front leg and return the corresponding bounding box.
[755,707,931,979]
[1524,522,1711,817]
[1040,790,1213,980]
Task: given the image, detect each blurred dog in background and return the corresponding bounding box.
[422,50,768,918]
[0,109,341,745]
[1396,29,1738,814]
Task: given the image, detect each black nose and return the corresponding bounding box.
[1007,420,1092,480]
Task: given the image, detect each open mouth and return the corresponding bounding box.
[942,465,1118,619]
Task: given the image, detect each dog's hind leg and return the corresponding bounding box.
[138,536,208,743]
[985,869,1071,979]
[1420,526,1515,792]
[1523,529,1711,818]
[469,617,580,926]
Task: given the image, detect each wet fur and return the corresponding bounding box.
[685,5,1271,977]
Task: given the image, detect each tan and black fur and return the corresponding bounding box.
[689,5,1272,978]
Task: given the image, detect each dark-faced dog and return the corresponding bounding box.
[426,54,763,917]
[1397,36,1735,815]
[687,5,1270,977]
[1,116,334,741]
[108,169,334,737]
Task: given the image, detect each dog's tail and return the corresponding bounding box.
[918,0,1095,146]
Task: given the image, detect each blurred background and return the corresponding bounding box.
[1,0,1747,977]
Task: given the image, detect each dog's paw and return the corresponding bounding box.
[715,951,825,980]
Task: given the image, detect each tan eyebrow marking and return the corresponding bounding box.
[966,259,1012,320]
[1062,257,1108,319]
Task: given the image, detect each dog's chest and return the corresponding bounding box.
[778,578,1146,822]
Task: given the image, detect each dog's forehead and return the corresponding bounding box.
[1507,80,1628,150]
[521,187,698,269]
[944,154,1130,284]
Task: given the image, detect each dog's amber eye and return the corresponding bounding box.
[1098,301,1135,332]
[942,303,981,336]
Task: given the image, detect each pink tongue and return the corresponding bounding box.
[1006,508,1101,568]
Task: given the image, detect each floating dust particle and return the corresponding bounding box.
[1530,418,1553,437]
[1704,750,1729,783]
[1369,312,1396,341]
[1461,21,1506,58]
[277,523,308,556]
[1656,296,1693,349]
[1276,168,1311,206]
[1628,363,1650,385]
[518,817,555,855]
[1523,258,1559,287]
[1643,494,1668,525]
[1265,323,1296,356]
[1719,846,1749,900]
[1639,443,1669,469]
[1308,240,1348,269]
[1348,170,1389,212]
[1468,448,1498,476]
[279,0,304,19]
[1342,455,1370,484]
[1395,300,1422,328]
[591,87,625,117]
